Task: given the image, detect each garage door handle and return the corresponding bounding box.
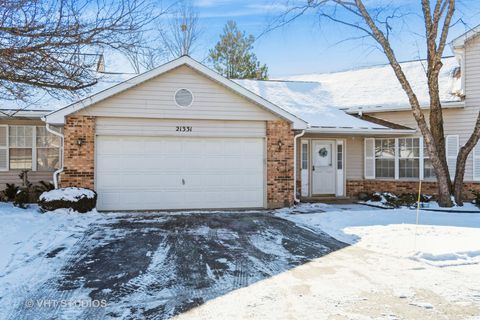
[312,165,315,171]
[182,178,185,185]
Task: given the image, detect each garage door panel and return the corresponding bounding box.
[96,136,264,210]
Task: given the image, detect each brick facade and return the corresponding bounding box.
[60,116,95,189]
[346,179,480,200]
[266,120,295,208]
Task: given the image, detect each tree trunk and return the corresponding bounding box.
[454,111,480,205]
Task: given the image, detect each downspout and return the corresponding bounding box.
[45,123,64,189]
[293,129,306,204]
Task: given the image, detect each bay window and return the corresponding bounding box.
[7,126,61,171]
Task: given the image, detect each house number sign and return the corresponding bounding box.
[176,126,193,132]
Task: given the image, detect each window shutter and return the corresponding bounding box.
[446,135,459,179]
[364,138,375,179]
[0,125,8,171]
[473,144,480,181]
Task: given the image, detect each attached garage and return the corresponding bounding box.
[44,56,306,210]
[95,119,266,210]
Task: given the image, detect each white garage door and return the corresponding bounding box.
[96,136,265,210]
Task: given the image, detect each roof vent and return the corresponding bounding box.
[174,89,193,107]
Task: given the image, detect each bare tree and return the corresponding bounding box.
[0,0,161,102]
[272,0,479,207]
[160,0,201,58]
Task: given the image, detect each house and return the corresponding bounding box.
[1,27,479,211]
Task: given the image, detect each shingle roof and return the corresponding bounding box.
[284,56,462,113]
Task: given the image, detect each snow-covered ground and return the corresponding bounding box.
[179,204,480,319]
[0,203,109,305]
[276,203,480,267]
[1,202,479,319]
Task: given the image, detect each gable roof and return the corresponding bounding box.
[285,57,462,113]
[234,79,398,132]
[451,24,480,49]
[43,56,307,129]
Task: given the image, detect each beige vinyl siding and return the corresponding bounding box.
[77,65,278,121]
[96,118,266,138]
[466,35,480,107]
[0,171,53,189]
[366,106,480,181]
[345,137,364,179]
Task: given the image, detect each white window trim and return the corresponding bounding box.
[6,125,61,172]
[369,136,432,180]
[419,138,424,180]
[397,137,421,179]
[0,125,8,172]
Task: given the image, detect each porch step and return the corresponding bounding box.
[300,196,354,204]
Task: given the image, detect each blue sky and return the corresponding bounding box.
[173,0,480,77]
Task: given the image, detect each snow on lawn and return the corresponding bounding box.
[0,203,107,301]
[275,203,480,268]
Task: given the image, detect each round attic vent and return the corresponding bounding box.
[174,88,194,107]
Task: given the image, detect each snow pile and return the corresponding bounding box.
[411,250,480,267]
[40,187,96,202]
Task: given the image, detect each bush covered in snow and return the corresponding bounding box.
[38,187,97,213]
[362,192,432,208]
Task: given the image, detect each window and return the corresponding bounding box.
[337,143,343,170]
[375,138,395,178]
[36,127,61,171]
[301,143,308,170]
[398,138,420,178]
[7,125,60,171]
[9,126,33,170]
[423,144,436,179]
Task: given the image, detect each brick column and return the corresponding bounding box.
[266,120,295,208]
[60,116,95,189]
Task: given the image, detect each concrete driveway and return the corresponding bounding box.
[10,211,347,319]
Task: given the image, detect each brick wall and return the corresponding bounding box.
[60,116,95,189]
[346,179,480,200]
[266,120,295,208]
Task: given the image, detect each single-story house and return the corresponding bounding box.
[1,26,480,211]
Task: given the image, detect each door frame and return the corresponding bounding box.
[311,139,336,196]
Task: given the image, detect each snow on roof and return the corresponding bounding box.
[234,79,389,130]
[451,24,480,49]
[0,72,133,116]
[284,57,462,113]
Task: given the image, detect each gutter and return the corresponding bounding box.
[306,127,416,135]
[45,123,64,189]
[293,130,306,204]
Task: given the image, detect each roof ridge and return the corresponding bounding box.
[292,55,456,77]
[234,79,319,84]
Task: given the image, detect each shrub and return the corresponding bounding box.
[3,183,19,202]
[471,189,480,207]
[38,187,97,213]
[14,189,29,209]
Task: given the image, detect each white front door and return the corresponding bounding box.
[312,140,336,195]
[95,136,265,210]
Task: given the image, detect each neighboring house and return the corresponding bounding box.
[1,27,479,211]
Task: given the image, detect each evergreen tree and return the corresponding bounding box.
[208,21,268,79]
